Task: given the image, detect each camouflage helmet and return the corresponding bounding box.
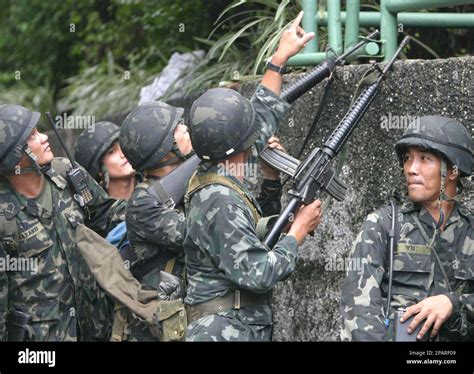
[189,88,258,162]
[119,101,184,171]
[395,115,473,176]
[0,104,40,174]
[74,121,120,179]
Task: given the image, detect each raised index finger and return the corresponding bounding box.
[292,11,304,29]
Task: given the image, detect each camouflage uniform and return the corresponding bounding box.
[0,158,126,341]
[340,116,473,341]
[340,200,473,341]
[123,184,186,341]
[117,101,190,341]
[184,84,296,342]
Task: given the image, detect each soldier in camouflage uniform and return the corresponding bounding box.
[184,12,323,342]
[0,104,126,341]
[340,115,473,341]
[115,101,193,341]
[118,96,289,341]
[74,121,136,199]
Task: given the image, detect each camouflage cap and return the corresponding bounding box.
[119,101,184,171]
[189,88,258,162]
[395,115,473,176]
[74,121,120,179]
[0,104,40,174]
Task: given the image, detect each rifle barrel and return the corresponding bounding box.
[281,30,380,104]
[382,36,410,75]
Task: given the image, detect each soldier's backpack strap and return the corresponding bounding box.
[164,257,176,274]
[146,178,175,210]
[0,207,20,253]
[186,172,261,223]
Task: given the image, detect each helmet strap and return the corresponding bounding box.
[13,147,42,175]
[100,163,110,190]
[154,156,181,170]
[439,159,457,203]
[171,141,188,161]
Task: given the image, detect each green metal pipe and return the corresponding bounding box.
[343,42,381,62]
[286,42,379,66]
[286,52,328,66]
[381,0,398,61]
[301,0,318,53]
[344,0,360,51]
[365,42,380,56]
[327,0,343,54]
[316,12,474,27]
[397,12,474,27]
[386,0,473,13]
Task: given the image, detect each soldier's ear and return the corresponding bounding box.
[448,163,459,181]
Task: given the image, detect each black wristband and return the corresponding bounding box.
[266,60,287,74]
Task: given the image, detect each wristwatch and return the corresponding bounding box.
[266,59,287,74]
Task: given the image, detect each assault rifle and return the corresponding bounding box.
[263,36,411,248]
[140,31,381,207]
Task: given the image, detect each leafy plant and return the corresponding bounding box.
[58,52,153,119]
[170,0,302,98]
[0,83,55,119]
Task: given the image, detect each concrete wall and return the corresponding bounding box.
[241,56,473,341]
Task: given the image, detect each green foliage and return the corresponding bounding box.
[0,82,55,116]
[58,52,151,118]
[0,0,227,116]
[76,0,220,72]
[172,0,301,98]
[0,0,471,116]
[0,0,96,89]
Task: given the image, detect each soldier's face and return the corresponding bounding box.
[26,128,54,166]
[174,123,192,156]
[403,147,442,203]
[102,142,135,178]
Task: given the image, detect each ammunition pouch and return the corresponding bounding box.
[153,298,187,341]
[150,270,187,341]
